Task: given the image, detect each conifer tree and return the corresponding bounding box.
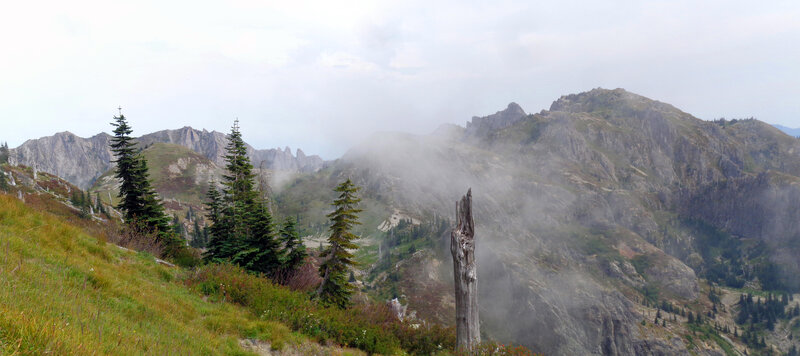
[234,201,282,275]
[280,217,307,272]
[219,120,257,261]
[203,121,282,275]
[110,111,181,255]
[0,142,9,164]
[203,184,229,262]
[317,178,362,308]
[95,192,106,215]
[172,214,184,236]
[0,168,7,192]
[111,113,147,218]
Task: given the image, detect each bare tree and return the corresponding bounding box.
[451,188,480,350]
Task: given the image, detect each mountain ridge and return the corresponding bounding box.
[9,126,325,189]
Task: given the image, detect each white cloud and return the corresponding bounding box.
[1,0,799,158]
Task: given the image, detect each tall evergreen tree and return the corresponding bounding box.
[280,217,307,272]
[220,120,257,262]
[317,178,362,308]
[204,121,281,275]
[110,111,181,255]
[110,113,147,218]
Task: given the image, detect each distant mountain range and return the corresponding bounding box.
[773,124,800,137]
[8,126,325,189]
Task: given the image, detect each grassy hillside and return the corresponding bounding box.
[0,192,320,355]
[0,186,465,355]
[91,142,222,210]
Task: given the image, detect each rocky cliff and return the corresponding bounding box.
[11,126,325,189]
[8,132,113,189]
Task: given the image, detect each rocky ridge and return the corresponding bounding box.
[10,126,324,189]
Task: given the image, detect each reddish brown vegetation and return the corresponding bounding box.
[274,256,323,292]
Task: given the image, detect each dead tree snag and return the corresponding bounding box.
[451,188,480,350]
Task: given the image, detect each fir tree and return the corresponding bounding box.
[95,192,106,215]
[203,184,230,262]
[136,158,180,254]
[189,219,206,248]
[218,120,259,262]
[203,121,282,276]
[110,112,147,218]
[109,111,181,255]
[0,168,7,192]
[233,201,282,276]
[317,178,362,308]
[0,142,9,164]
[172,214,184,236]
[280,217,307,272]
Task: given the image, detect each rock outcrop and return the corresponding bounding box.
[9,132,113,189]
[11,126,325,189]
[465,102,526,137]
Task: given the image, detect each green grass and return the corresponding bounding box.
[91,142,217,208]
[687,324,737,356]
[0,193,284,355]
[0,192,458,355]
[183,263,457,355]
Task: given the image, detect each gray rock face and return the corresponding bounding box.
[9,132,113,189]
[309,88,800,355]
[465,102,527,136]
[11,126,325,189]
[644,256,699,300]
[139,127,325,173]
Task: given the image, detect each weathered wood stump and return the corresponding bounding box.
[451,188,480,351]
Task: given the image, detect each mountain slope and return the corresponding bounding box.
[91,142,223,209]
[7,132,113,189]
[773,124,800,137]
[276,88,800,355]
[10,126,324,189]
[0,165,419,356]
[0,192,291,355]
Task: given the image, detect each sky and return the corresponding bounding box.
[1,0,799,159]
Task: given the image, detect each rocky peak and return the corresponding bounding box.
[548,88,681,118]
[465,102,527,136]
[10,131,113,189]
[12,126,326,188]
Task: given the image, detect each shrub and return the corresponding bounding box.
[455,341,539,356]
[274,257,323,292]
[183,263,456,355]
[106,218,164,257]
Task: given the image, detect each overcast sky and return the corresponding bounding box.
[1,0,798,158]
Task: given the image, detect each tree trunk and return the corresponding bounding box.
[451,188,480,351]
